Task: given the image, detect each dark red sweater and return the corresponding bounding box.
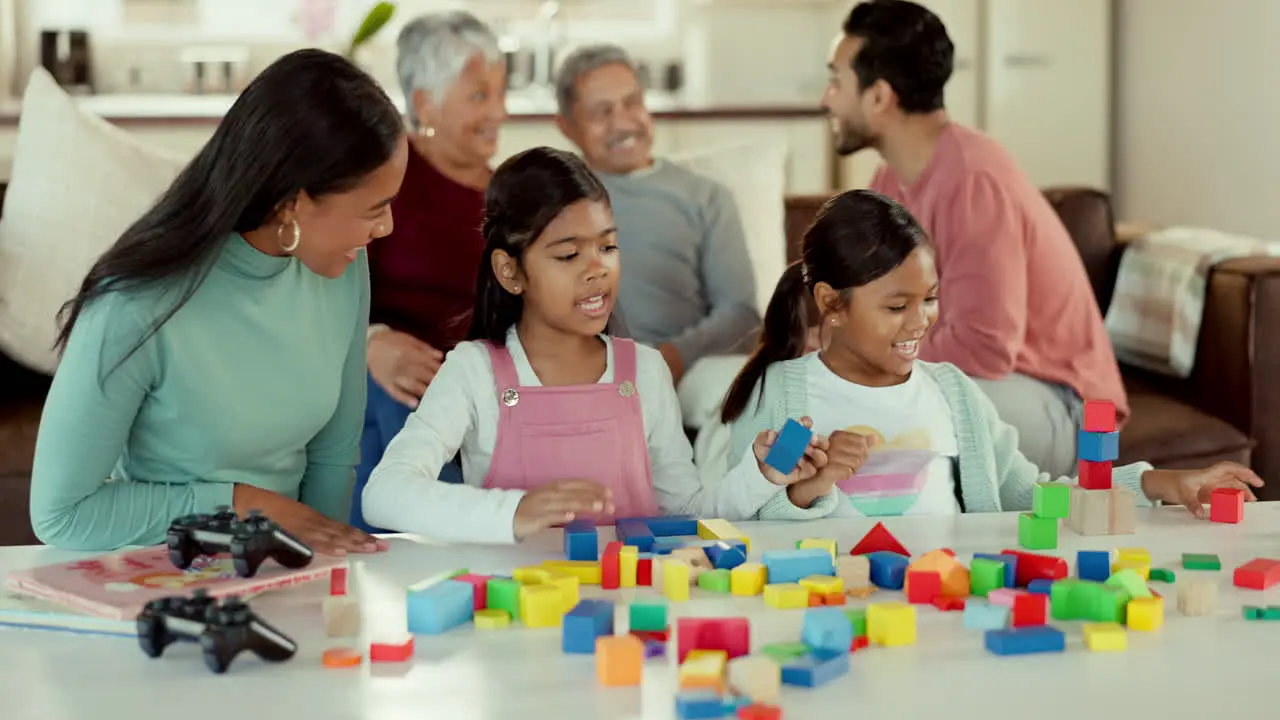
[368,149,487,351]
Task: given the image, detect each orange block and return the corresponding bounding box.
[807,593,824,607]
[906,549,970,597]
[596,634,644,686]
[822,592,847,606]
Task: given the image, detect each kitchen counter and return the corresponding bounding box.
[0,90,826,125]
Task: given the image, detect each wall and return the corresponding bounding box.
[1114,0,1280,237]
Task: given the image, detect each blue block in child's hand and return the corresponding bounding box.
[763,418,812,474]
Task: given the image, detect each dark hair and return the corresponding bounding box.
[467,146,620,345]
[55,49,405,369]
[720,190,930,423]
[843,0,954,114]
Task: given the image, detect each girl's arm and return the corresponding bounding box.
[361,342,525,543]
[299,252,369,522]
[29,294,231,551]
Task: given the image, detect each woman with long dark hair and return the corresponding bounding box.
[29,49,408,553]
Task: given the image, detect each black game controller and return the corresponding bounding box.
[166,505,313,578]
[136,589,297,674]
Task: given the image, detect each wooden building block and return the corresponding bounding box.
[1126,596,1164,631]
[834,555,871,592]
[1233,558,1280,590]
[1032,482,1071,519]
[906,549,969,597]
[969,557,1006,597]
[727,655,782,705]
[798,538,838,559]
[731,562,767,596]
[1111,559,1150,582]
[1083,622,1126,652]
[866,602,917,647]
[679,649,727,693]
[619,545,639,588]
[1083,399,1117,432]
[1177,578,1217,616]
[697,569,732,593]
[544,569,580,613]
[1117,548,1151,566]
[1109,487,1137,534]
[1210,487,1245,524]
[596,634,643,686]
[474,608,510,629]
[629,599,668,633]
[1019,512,1059,550]
[323,595,360,637]
[763,583,809,609]
[519,583,566,628]
[663,559,692,602]
[1182,553,1221,571]
[541,560,603,585]
[697,519,751,552]
[1078,459,1113,490]
[799,575,844,596]
[1066,485,1111,535]
[904,570,941,604]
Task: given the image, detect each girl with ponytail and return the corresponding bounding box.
[722,189,1257,520]
[360,147,825,543]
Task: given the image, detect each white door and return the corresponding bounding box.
[984,0,1111,190]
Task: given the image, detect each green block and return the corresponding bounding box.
[843,608,867,637]
[1149,568,1175,583]
[486,578,522,617]
[969,558,1006,598]
[1264,607,1280,621]
[1018,513,1058,550]
[1032,481,1071,519]
[761,642,811,663]
[1244,606,1265,620]
[1087,585,1129,623]
[1104,568,1152,599]
[1182,553,1221,571]
[628,599,668,632]
[697,569,732,593]
[1050,579,1087,620]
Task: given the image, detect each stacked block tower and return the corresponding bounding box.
[1065,399,1135,536]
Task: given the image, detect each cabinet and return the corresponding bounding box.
[840,0,1112,192]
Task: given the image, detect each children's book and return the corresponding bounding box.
[4,545,345,621]
[0,589,136,638]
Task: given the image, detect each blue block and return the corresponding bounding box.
[761,548,834,584]
[704,540,748,570]
[984,626,1066,656]
[1078,430,1119,462]
[407,579,474,635]
[564,519,599,561]
[651,537,686,555]
[614,519,655,553]
[1076,550,1112,582]
[962,600,1011,631]
[562,599,615,654]
[763,418,812,474]
[1027,578,1055,596]
[721,696,752,714]
[780,650,849,687]
[974,552,1018,587]
[865,551,910,590]
[675,690,725,719]
[801,607,853,654]
[646,515,699,537]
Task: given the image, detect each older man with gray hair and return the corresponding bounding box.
[554,44,761,393]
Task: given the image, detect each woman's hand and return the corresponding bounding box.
[752,417,829,486]
[367,330,444,408]
[512,479,615,540]
[233,484,387,556]
[1141,462,1264,519]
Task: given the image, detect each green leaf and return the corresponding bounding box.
[348,2,396,57]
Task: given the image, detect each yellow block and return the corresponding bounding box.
[798,538,838,560]
[519,583,565,628]
[663,559,691,602]
[544,569,580,612]
[696,519,751,553]
[763,583,809,610]
[730,562,767,596]
[620,546,638,588]
[474,608,511,630]
[1117,548,1151,566]
[1083,622,1127,651]
[542,560,603,585]
[679,649,727,693]
[1111,560,1151,581]
[867,602,917,647]
[1126,596,1164,631]
[799,575,844,595]
[512,566,551,585]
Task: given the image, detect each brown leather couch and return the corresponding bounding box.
[785,187,1280,501]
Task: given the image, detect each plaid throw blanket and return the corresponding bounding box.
[1104,227,1280,378]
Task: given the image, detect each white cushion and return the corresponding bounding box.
[0,68,186,374]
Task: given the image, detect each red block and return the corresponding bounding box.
[330,567,348,596]
[931,595,966,612]
[631,629,670,642]
[1078,460,1113,490]
[1233,558,1280,590]
[1210,487,1245,524]
[849,522,910,557]
[1083,399,1117,432]
[849,635,870,653]
[675,617,750,663]
[1001,549,1069,587]
[1012,592,1048,627]
[601,541,622,590]
[369,637,414,663]
[451,573,491,610]
[636,557,653,586]
[905,570,941,604]
[738,705,782,720]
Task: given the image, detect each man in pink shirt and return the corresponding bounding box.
[819,0,1127,478]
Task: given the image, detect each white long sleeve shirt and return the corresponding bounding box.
[361,327,784,544]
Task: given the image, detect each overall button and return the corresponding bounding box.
[502,388,520,407]
[619,381,636,398]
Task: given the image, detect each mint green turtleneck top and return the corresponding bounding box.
[29,235,369,550]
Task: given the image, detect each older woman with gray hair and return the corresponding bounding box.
[352,10,507,532]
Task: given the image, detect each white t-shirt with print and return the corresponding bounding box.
[804,353,962,517]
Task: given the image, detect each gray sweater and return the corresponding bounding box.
[596,160,761,367]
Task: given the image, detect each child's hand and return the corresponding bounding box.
[752,417,829,486]
[513,479,615,540]
[816,429,877,483]
[1141,462,1264,518]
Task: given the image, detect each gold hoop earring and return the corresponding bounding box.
[278,220,301,253]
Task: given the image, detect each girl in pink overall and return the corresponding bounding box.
[361,148,802,544]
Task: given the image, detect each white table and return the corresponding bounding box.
[2,505,1279,720]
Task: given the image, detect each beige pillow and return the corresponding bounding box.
[0,68,186,374]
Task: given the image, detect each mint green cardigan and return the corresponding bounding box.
[729,358,1153,520]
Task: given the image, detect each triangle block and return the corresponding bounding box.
[849,522,910,557]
